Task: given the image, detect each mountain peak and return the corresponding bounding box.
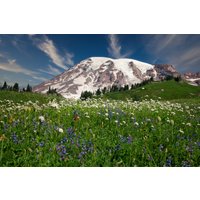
[33,57,180,99]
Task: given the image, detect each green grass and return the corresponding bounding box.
[0,86,200,167]
[0,90,64,104]
[101,80,200,101]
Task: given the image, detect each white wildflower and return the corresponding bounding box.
[51,102,59,109]
[157,116,161,122]
[58,128,64,133]
[39,116,45,123]
[179,129,184,134]
[134,122,139,126]
[186,123,191,127]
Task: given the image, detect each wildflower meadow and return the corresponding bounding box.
[0,92,200,167]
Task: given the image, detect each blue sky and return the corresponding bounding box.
[0,34,200,87]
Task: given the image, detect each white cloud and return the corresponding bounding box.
[39,65,62,76]
[107,34,132,58]
[31,35,74,70]
[32,75,48,82]
[146,35,190,57]
[0,58,47,81]
[65,51,74,66]
[146,35,200,72]
[171,46,200,68]
[0,59,36,75]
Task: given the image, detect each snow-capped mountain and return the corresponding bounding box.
[33,57,179,99]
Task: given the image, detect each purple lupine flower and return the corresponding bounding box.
[67,127,75,137]
[127,136,133,144]
[115,144,121,151]
[39,141,45,147]
[56,144,68,160]
[166,157,172,167]
[147,155,153,161]
[197,142,200,148]
[11,133,18,144]
[186,146,193,153]
[78,151,87,159]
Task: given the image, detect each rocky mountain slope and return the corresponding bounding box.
[183,72,200,86]
[33,57,180,99]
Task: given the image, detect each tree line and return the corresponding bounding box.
[0,81,32,92]
[80,78,154,100]
[80,75,182,100]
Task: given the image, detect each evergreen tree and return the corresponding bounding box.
[96,88,101,96]
[26,84,32,92]
[13,83,19,92]
[47,87,58,95]
[124,85,129,91]
[2,81,7,90]
[119,86,124,91]
[166,75,173,81]
[110,85,118,92]
[80,91,93,100]
[102,87,107,94]
[174,76,181,82]
[131,84,135,90]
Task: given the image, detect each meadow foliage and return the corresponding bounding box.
[0,91,199,166]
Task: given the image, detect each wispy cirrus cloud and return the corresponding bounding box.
[30,35,74,70]
[65,51,74,66]
[107,34,132,58]
[146,34,200,72]
[0,58,47,81]
[0,59,36,75]
[39,65,62,76]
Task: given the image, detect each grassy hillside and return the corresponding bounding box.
[0,90,63,104]
[101,80,200,101]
